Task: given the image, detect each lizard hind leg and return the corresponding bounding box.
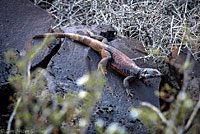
[86,30,108,43]
[98,49,112,75]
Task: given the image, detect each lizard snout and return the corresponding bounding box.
[152,69,162,76]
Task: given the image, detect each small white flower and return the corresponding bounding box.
[106,123,125,134]
[74,108,81,115]
[95,119,104,128]
[20,50,26,56]
[178,91,187,100]
[130,108,139,120]
[78,90,88,99]
[106,123,118,133]
[79,118,88,127]
[76,74,90,86]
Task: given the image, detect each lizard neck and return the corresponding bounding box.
[138,68,144,78]
[129,64,142,76]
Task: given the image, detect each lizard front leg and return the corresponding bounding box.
[123,75,136,97]
[98,49,112,75]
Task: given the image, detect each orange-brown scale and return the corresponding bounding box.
[110,63,129,76]
[34,33,141,76]
[34,33,107,53]
[33,32,162,82]
[68,34,107,54]
[106,47,141,77]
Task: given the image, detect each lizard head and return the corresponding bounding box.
[139,68,162,79]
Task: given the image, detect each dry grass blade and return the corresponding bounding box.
[33,0,199,62]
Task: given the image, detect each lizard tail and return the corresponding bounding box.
[33,33,107,53]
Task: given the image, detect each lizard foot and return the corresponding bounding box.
[98,63,107,76]
[126,88,133,97]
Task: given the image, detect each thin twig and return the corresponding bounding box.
[170,15,174,43]
[7,97,22,134]
[35,0,199,61]
[184,97,200,131]
[178,96,200,134]
[140,102,168,125]
[131,55,152,61]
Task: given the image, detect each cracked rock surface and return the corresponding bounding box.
[0,0,52,129]
[45,25,161,133]
[0,0,52,84]
[0,0,161,132]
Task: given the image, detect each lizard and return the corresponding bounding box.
[33,30,162,96]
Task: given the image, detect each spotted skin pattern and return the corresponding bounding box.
[34,32,162,96]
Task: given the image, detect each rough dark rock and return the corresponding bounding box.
[0,0,52,129]
[0,0,52,84]
[167,48,200,103]
[165,48,200,132]
[46,25,161,134]
[160,47,200,111]
[0,0,161,131]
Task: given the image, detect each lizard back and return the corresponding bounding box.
[106,46,141,76]
[34,33,141,76]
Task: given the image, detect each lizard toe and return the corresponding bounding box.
[98,63,107,76]
[101,69,107,76]
[104,70,107,75]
